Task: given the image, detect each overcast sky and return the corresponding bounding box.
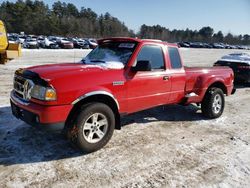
[2,0,250,35]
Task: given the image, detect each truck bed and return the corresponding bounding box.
[184,66,234,103]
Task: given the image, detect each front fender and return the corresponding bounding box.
[72,89,119,110]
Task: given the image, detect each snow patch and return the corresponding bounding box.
[83,61,125,70]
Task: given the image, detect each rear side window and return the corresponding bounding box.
[169,47,182,69]
[137,45,165,70]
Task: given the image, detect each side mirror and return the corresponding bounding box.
[131,60,151,72]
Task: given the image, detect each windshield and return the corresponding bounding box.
[84,42,137,65]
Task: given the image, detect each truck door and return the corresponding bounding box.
[126,44,171,113]
[167,47,186,103]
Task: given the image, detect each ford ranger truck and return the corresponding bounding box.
[10,38,235,153]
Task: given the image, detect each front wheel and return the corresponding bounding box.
[201,87,225,119]
[68,103,115,153]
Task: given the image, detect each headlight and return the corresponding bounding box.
[30,85,57,101]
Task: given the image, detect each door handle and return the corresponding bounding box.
[163,76,170,81]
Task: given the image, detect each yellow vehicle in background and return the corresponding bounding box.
[0,20,21,64]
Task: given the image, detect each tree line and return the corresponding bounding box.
[139,25,250,45]
[0,0,249,45]
[0,0,134,38]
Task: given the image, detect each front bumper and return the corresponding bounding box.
[10,91,73,131]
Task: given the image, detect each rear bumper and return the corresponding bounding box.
[10,91,73,131]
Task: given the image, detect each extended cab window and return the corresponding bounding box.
[169,47,182,69]
[137,45,165,70]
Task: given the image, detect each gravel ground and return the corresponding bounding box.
[0,48,250,188]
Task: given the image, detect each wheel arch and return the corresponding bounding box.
[207,81,227,95]
[65,91,121,130]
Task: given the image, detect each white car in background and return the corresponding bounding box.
[86,38,98,49]
[23,37,39,49]
[43,37,59,49]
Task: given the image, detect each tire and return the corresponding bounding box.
[201,87,225,119]
[68,103,115,153]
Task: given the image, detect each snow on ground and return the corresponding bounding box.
[0,48,250,187]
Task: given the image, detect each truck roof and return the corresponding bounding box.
[98,37,178,47]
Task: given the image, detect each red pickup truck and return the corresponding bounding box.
[11,38,235,152]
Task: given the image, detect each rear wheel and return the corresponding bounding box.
[68,103,115,153]
[201,87,225,119]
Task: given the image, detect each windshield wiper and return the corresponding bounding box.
[90,60,106,63]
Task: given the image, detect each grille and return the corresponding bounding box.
[13,75,34,101]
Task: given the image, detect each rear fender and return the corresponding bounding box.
[186,76,227,104]
[200,75,227,92]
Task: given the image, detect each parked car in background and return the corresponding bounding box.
[178,42,190,48]
[57,38,74,49]
[212,43,225,49]
[23,37,39,49]
[48,36,58,43]
[224,44,237,49]
[214,53,250,84]
[7,32,249,51]
[86,38,98,49]
[203,43,213,48]
[236,45,248,50]
[40,37,59,49]
[37,36,45,48]
[189,42,204,48]
[18,36,26,45]
[8,35,20,44]
[72,38,90,49]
